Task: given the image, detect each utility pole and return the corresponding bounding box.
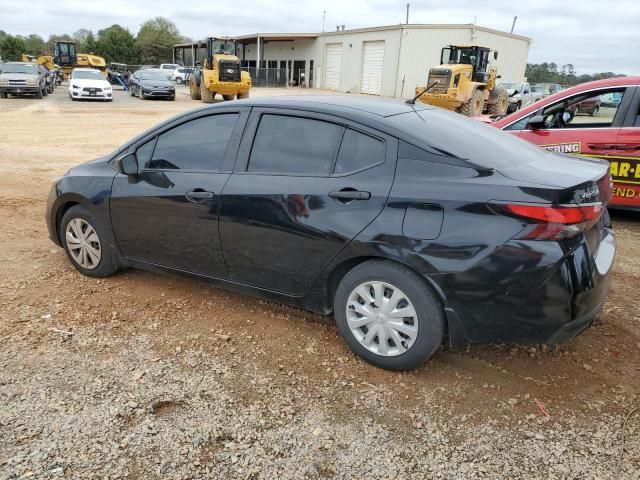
[510,16,518,33]
[406,3,410,24]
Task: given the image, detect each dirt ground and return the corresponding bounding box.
[0,85,638,479]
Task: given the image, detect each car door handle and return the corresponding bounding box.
[185,190,214,202]
[329,189,371,201]
[586,144,617,150]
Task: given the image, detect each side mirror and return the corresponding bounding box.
[496,75,502,79]
[115,152,139,175]
[526,115,545,130]
[493,51,498,60]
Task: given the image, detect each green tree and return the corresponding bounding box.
[136,17,181,65]
[73,29,92,52]
[22,34,46,55]
[0,35,27,61]
[85,31,98,54]
[95,24,138,63]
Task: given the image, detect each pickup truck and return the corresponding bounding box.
[499,82,544,113]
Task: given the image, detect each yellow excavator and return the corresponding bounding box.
[189,37,251,103]
[53,41,107,79]
[416,45,508,117]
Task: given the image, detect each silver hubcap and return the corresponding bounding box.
[65,218,101,270]
[346,281,419,357]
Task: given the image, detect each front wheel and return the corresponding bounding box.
[222,94,235,101]
[460,90,484,117]
[60,205,117,278]
[237,92,249,100]
[334,260,445,370]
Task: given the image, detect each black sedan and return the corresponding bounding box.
[46,96,615,370]
[129,70,175,100]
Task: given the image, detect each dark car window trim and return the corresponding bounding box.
[234,107,390,177]
[502,85,635,131]
[622,86,640,127]
[111,108,250,173]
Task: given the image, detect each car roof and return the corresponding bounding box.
[236,95,435,117]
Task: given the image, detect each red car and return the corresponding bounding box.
[492,77,640,210]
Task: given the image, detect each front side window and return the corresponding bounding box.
[248,115,343,175]
[505,88,627,131]
[141,114,239,170]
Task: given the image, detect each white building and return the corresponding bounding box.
[177,23,532,99]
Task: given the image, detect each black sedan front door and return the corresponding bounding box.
[219,109,396,296]
[110,110,248,278]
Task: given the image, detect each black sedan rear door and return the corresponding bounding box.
[218,108,397,296]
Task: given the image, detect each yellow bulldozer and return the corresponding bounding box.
[189,37,251,103]
[53,41,107,79]
[416,45,508,117]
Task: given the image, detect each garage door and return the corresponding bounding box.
[325,43,343,90]
[361,41,385,95]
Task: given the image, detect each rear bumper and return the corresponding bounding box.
[435,226,616,347]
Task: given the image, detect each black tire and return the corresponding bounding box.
[222,94,235,101]
[460,89,484,117]
[169,95,175,101]
[60,205,117,278]
[42,86,48,97]
[334,260,445,370]
[590,107,599,117]
[35,88,43,99]
[189,77,201,100]
[201,81,215,103]
[237,92,249,100]
[487,88,508,115]
[0,92,7,99]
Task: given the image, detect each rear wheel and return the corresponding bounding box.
[237,92,249,100]
[460,90,484,117]
[200,81,215,103]
[222,94,235,101]
[189,77,201,100]
[590,107,599,117]
[60,205,116,278]
[334,260,445,370]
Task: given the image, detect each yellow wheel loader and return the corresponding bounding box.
[417,45,508,117]
[53,41,107,79]
[189,37,251,103]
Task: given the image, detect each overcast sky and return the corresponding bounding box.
[1,0,638,74]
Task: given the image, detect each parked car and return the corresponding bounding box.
[499,82,543,113]
[129,69,175,100]
[159,63,180,79]
[492,76,640,211]
[46,96,615,370]
[533,83,563,98]
[0,62,47,99]
[68,68,113,101]
[172,66,195,84]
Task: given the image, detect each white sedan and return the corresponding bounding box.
[68,68,112,101]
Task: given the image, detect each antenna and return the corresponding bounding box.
[406,3,410,24]
[510,16,518,33]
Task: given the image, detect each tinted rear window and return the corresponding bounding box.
[248,115,343,175]
[388,108,551,169]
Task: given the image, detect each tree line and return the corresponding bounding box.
[0,17,191,65]
[525,62,625,86]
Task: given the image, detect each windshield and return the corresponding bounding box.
[445,47,477,65]
[2,63,38,74]
[388,108,553,169]
[72,70,104,80]
[211,40,236,54]
[140,71,166,80]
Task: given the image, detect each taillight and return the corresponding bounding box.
[492,203,604,240]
